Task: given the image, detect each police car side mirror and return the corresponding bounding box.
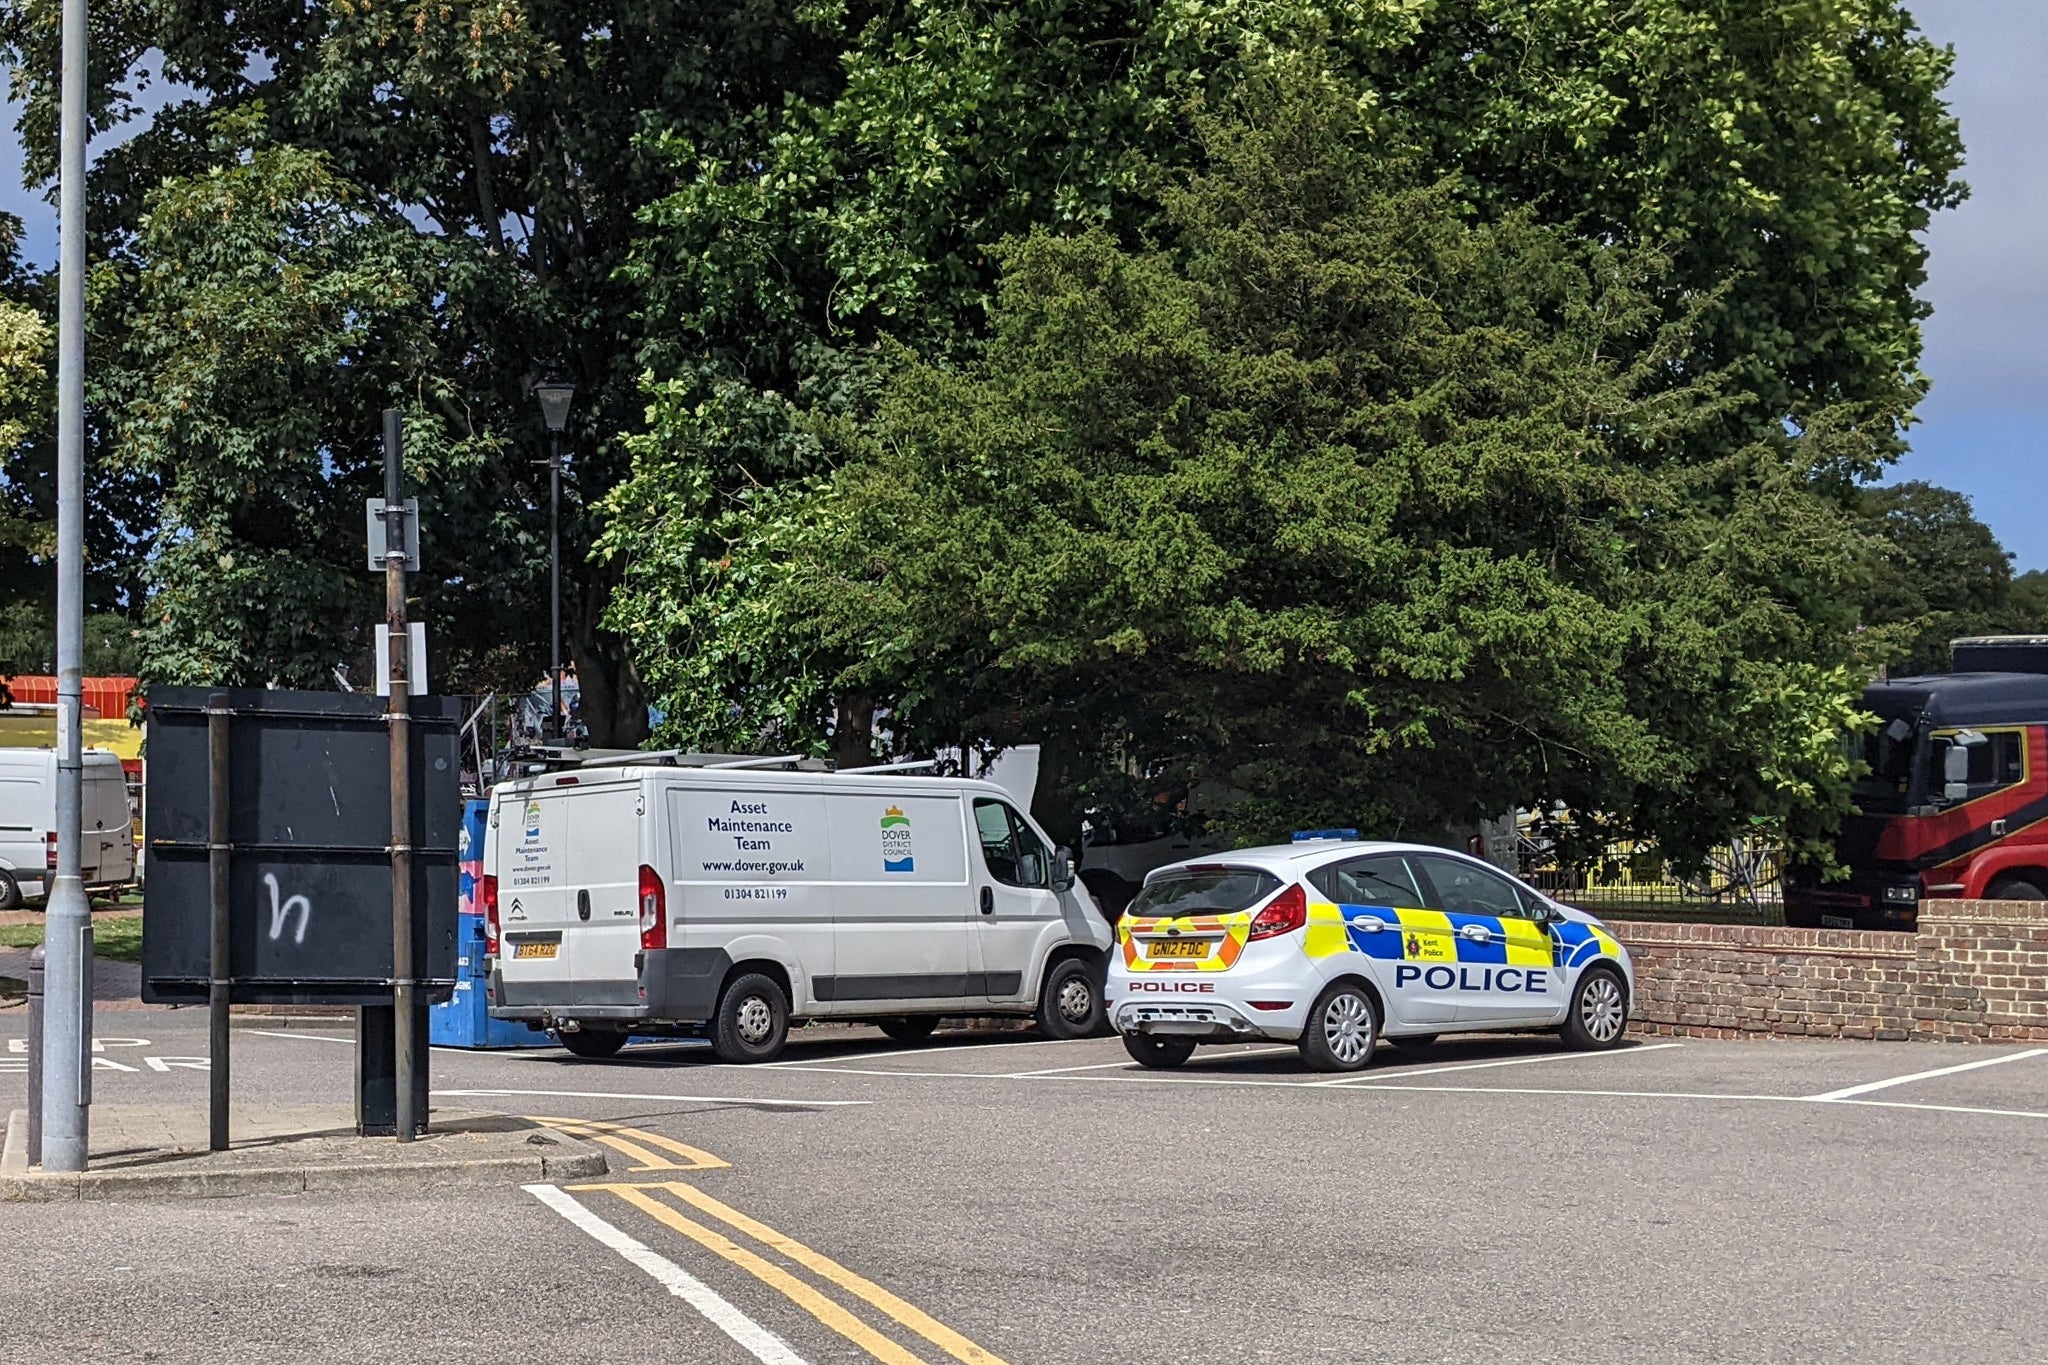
[1050,846,1077,894]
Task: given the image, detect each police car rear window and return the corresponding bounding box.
[1130,869,1281,918]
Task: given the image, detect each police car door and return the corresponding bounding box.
[1411,855,1562,1025]
[1307,853,1461,1026]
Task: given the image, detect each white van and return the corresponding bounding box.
[0,748,137,909]
[482,760,1115,1062]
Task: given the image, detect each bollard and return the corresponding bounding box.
[26,943,44,1166]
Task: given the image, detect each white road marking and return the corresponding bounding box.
[241,1029,353,1044]
[524,1184,812,1365]
[1805,1047,2048,1101]
[1008,1045,1296,1078]
[435,1086,871,1108]
[762,1035,1071,1069]
[1314,1042,1684,1086]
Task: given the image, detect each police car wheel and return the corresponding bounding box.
[1562,967,1628,1050]
[556,1028,628,1059]
[713,973,791,1063]
[1123,1032,1197,1069]
[1036,957,1105,1040]
[877,1016,939,1043]
[1299,982,1380,1072]
[0,868,20,912]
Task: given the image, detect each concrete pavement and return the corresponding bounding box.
[2,1015,2044,1363]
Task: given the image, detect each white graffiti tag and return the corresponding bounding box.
[264,873,313,945]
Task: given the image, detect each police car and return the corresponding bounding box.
[1107,834,1633,1071]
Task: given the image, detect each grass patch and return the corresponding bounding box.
[0,916,145,964]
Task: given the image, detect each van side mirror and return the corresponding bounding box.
[1050,846,1076,894]
[1943,744,1969,785]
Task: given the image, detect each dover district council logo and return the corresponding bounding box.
[880,805,915,874]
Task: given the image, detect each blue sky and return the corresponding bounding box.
[5,4,2045,565]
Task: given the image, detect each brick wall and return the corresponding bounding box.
[1610,899,2048,1043]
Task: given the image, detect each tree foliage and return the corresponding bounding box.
[609,60,1888,864]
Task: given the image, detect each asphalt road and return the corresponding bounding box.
[2,1014,2044,1364]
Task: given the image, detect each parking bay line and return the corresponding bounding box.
[1314,1042,1685,1086]
[762,1036,1073,1070]
[434,1087,871,1108]
[1008,1045,1298,1078]
[1804,1047,2048,1101]
[525,1182,811,1365]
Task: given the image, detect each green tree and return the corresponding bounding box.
[606,0,1960,785]
[610,62,1882,865]
[1,0,850,734]
[1856,481,2014,674]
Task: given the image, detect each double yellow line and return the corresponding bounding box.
[572,1180,1010,1365]
[531,1117,1010,1365]
[528,1115,730,1172]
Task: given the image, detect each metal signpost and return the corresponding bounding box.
[381,409,420,1141]
[39,0,93,1174]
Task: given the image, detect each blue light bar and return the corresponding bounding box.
[1292,828,1360,842]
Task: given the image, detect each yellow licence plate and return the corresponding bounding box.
[513,942,559,960]
[1146,939,1211,959]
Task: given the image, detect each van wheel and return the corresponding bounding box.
[877,1017,939,1043]
[1036,957,1104,1040]
[1562,966,1629,1050]
[713,973,790,1063]
[1123,1033,1196,1069]
[0,869,20,912]
[1986,876,2047,900]
[556,1028,628,1059]
[1299,982,1380,1073]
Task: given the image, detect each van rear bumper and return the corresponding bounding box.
[490,947,732,1026]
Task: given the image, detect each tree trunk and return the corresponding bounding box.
[831,696,876,769]
[572,626,649,750]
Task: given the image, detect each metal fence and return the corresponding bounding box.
[1517,831,1788,927]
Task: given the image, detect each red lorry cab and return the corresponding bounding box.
[1787,636,2048,930]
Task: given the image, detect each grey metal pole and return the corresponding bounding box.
[383,410,418,1141]
[206,693,232,1151]
[39,0,93,1174]
[549,430,562,743]
[25,944,43,1165]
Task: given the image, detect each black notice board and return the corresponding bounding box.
[141,687,461,1006]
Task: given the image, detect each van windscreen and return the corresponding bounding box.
[1129,869,1281,919]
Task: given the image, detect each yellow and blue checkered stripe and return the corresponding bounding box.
[1319,903,1617,968]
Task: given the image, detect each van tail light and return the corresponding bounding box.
[638,865,667,951]
[481,874,501,955]
[1248,883,1308,940]
[46,832,58,871]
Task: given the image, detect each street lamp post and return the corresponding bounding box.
[534,380,575,744]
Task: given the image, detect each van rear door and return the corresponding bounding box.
[496,783,579,992]
[84,759,134,883]
[561,782,645,992]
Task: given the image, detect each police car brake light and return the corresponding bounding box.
[1292,828,1359,842]
[1248,883,1308,940]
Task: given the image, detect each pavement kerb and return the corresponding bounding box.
[0,1107,609,1203]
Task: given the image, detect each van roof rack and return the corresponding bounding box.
[569,751,946,775]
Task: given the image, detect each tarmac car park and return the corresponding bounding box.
[1108,835,1634,1071]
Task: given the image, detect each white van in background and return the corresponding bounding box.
[483,759,1115,1062]
[0,748,137,909]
